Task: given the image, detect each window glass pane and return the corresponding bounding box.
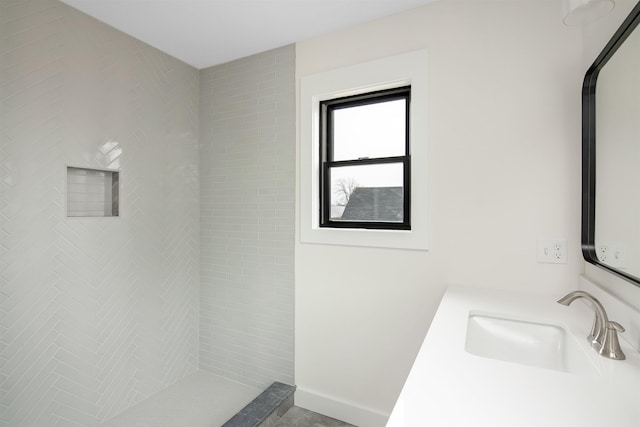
[329,163,404,222]
[332,99,406,161]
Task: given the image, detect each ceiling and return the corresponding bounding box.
[60,0,440,69]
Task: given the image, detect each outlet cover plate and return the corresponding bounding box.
[537,239,567,264]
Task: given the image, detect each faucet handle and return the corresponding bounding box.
[609,321,625,333]
[599,321,626,360]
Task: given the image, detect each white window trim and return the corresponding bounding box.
[300,49,429,250]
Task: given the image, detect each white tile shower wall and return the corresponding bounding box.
[0,1,199,425]
[199,45,295,389]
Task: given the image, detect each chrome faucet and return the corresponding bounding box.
[557,290,626,360]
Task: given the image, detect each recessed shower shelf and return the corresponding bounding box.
[66,166,120,217]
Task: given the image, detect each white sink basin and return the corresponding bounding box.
[465,313,596,374]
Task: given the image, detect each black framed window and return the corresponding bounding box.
[320,86,411,230]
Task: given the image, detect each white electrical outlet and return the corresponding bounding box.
[537,239,567,264]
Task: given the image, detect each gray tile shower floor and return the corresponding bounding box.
[274,406,356,427]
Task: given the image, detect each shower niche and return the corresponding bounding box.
[66,166,120,217]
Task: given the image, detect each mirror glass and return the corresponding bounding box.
[583,3,640,285]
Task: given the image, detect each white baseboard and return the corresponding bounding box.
[294,387,390,427]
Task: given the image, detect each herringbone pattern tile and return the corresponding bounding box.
[1,0,200,425]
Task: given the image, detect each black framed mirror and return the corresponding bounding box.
[583,1,640,286]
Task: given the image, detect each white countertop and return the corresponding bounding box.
[386,286,640,427]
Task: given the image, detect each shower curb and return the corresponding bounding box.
[222,382,296,427]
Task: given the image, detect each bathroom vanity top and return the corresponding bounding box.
[386,286,640,427]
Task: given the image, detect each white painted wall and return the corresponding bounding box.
[295,1,584,424]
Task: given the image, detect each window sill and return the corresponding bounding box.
[300,225,427,250]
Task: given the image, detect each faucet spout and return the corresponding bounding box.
[557,290,626,360]
[557,290,608,346]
